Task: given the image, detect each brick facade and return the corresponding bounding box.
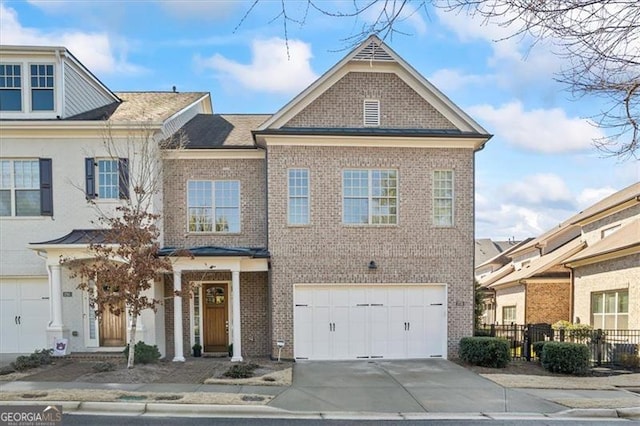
[164,271,269,359]
[285,72,457,129]
[573,253,640,329]
[266,145,475,358]
[525,281,571,324]
[162,158,267,248]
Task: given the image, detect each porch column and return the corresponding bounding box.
[173,270,185,362]
[49,265,63,328]
[231,270,242,362]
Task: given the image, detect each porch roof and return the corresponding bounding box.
[31,229,108,245]
[158,246,270,258]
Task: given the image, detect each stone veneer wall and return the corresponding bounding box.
[284,72,457,129]
[164,271,269,359]
[266,145,475,358]
[572,253,640,329]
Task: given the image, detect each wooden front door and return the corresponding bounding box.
[203,283,228,352]
[99,302,126,347]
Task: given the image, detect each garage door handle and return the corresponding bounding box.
[14,316,17,325]
[17,316,21,325]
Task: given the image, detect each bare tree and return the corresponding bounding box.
[63,123,188,368]
[243,0,640,159]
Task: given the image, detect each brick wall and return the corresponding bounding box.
[162,158,267,248]
[284,72,457,129]
[266,145,475,358]
[573,253,640,329]
[163,271,269,359]
[525,281,571,324]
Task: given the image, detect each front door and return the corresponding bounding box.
[203,283,228,352]
[99,302,126,347]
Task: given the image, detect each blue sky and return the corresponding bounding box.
[2,0,638,239]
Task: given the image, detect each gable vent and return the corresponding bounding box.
[364,100,380,126]
[353,41,394,61]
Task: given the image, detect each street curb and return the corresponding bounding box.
[617,407,640,419]
[79,401,146,415]
[550,408,620,418]
[144,403,320,418]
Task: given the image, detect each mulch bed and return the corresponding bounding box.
[12,356,291,384]
[452,358,637,377]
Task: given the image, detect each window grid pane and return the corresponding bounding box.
[433,170,454,226]
[343,169,397,225]
[288,169,309,225]
[187,180,240,233]
[591,290,628,330]
[98,159,119,199]
[0,65,22,111]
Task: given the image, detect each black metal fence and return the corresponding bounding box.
[476,323,640,366]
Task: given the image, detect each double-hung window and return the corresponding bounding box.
[0,159,53,216]
[30,64,54,111]
[343,169,397,224]
[187,180,240,233]
[591,290,628,329]
[288,169,309,225]
[85,157,129,200]
[502,306,516,324]
[0,64,22,111]
[433,170,454,227]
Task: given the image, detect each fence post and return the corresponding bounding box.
[595,329,604,366]
[524,324,531,361]
[559,329,565,342]
[490,323,495,337]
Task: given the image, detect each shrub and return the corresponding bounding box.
[93,362,117,373]
[11,349,53,372]
[123,341,161,364]
[474,329,492,337]
[541,342,590,375]
[459,337,510,368]
[616,353,640,370]
[223,363,260,378]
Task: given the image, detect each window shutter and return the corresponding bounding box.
[39,158,53,216]
[363,100,380,126]
[85,157,96,200]
[118,158,129,200]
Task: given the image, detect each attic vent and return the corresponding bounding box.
[364,100,380,126]
[353,41,394,61]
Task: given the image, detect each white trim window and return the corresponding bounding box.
[502,305,516,324]
[343,169,397,225]
[433,170,454,227]
[188,180,240,233]
[591,290,628,330]
[0,159,40,216]
[30,64,54,111]
[288,169,309,225]
[0,64,22,111]
[97,159,119,199]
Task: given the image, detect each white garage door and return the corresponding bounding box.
[0,279,50,353]
[294,284,447,360]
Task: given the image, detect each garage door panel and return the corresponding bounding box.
[19,299,49,351]
[294,285,447,360]
[0,299,19,352]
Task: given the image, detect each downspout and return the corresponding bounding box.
[569,266,575,323]
[55,48,65,118]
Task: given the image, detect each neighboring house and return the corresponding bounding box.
[1,36,492,361]
[480,183,639,329]
[564,183,640,330]
[0,45,211,355]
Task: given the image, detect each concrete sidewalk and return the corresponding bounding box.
[1,359,638,420]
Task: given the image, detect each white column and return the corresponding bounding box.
[231,270,243,362]
[173,270,185,362]
[49,265,63,328]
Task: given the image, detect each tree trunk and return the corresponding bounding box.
[127,313,137,369]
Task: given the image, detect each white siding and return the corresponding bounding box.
[63,60,114,118]
[162,101,205,138]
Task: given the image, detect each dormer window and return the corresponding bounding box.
[30,64,54,111]
[363,99,380,126]
[0,64,22,111]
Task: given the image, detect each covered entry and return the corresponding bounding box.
[294,284,447,360]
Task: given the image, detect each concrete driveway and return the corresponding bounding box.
[269,359,564,413]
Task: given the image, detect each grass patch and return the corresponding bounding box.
[117,394,148,401]
[154,395,183,401]
[223,363,260,379]
[241,395,265,402]
[21,393,48,398]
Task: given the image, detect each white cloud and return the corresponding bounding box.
[429,68,494,93]
[468,101,604,153]
[502,173,575,210]
[197,37,318,95]
[0,4,143,75]
[576,187,616,209]
[156,1,240,20]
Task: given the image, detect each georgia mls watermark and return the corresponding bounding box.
[0,405,62,426]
